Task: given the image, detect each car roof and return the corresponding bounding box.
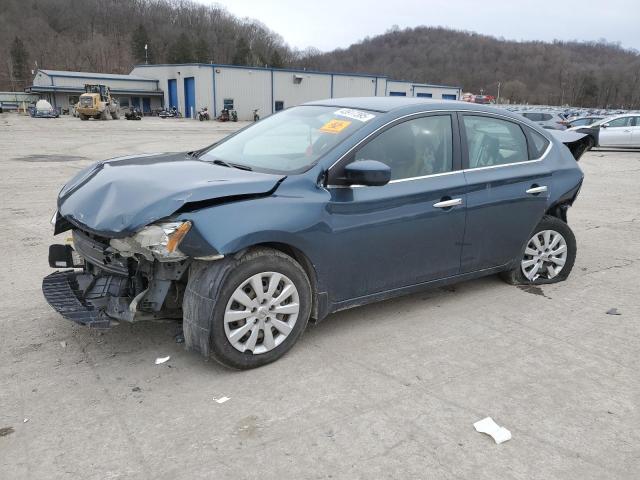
[304,97,489,113]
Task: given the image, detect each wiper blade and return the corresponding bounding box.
[211,158,252,171]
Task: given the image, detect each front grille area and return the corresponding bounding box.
[72,229,130,276]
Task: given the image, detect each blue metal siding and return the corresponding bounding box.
[184,77,195,118]
[142,98,151,113]
[168,79,178,109]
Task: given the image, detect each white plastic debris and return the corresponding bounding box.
[60,341,67,348]
[23,418,29,423]
[155,356,170,365]
[213,396,230,404]
[473,417,511,444]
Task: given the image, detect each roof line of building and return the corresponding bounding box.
[38,69,159,83]
[410,83,462,90]
[133,63,388,79]
[26,85,164,95]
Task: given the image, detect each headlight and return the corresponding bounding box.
[132,221,192,260]
[50,210,58,230]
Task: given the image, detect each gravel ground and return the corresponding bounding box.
[1,114,639,480]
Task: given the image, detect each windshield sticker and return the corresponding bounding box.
[334,108,376,122]
[320,119,352,134]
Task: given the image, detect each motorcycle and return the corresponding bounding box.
[125,107,142,120]
[158,107,182,119]
[197,107,210,121]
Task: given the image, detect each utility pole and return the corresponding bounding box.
[144,44,148,65]
[497,81,501,104]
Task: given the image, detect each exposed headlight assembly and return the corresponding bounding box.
[114,221,192,261]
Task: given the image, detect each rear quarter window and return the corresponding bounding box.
[524,127,550,159]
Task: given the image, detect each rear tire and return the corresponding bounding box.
[79,114,88,121]
[111,109,119,120]
[500,215,576,285]
[183,248,312,369]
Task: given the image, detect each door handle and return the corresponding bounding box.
[526,185,548,195]
[433,198,463,208]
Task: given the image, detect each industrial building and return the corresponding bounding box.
[26,70,164,113]
[24,65,461,120]
[131,63,462,120]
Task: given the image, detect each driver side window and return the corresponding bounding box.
[354,115,453,181]
[606,117,631,128]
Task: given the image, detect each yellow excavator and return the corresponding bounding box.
[77,84,120,120]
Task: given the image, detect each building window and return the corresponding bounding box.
[223,98,234,110]
[275,101,284,111]
[442,94,457,100]
[293,75,303,85]
[416,93,432,98]
[68,96,79,105]
[389,91,407,97]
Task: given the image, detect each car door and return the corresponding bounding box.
[599,116,633,146]
[630,116,640,147]
[325,113,467,302]
[459,113,552,273]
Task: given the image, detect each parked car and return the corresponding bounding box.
[566,116,604,129]
[515,110,566,130]
[572,114,640,149]
[44,99,585,369]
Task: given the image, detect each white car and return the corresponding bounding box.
[573,114,640,148]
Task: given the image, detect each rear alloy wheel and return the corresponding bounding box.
[521,230,568,281]
[500,215,576,285]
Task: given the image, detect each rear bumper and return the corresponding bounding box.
[42,271,112,329]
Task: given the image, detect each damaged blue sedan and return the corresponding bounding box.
[45,98,585,369]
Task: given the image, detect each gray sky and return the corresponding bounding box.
[195,0,640,52]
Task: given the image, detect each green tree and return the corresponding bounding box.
[194,37,210,63]
[269,49,284,68]
[131,24,150,64]
[10,36,29,89]
[231,37,251,65]
[168,33,194,63]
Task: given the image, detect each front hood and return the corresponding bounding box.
[58,152,285,237]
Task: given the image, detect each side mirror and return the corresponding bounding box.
[601,123,608,128]
[343,160,391,186]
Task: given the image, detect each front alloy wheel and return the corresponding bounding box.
[183,248,311,369]
[224,272,300,354]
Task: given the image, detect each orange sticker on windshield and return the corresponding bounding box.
[319,119,351,134]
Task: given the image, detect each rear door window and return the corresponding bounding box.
[606,117,631,127]
[463,115,529,168]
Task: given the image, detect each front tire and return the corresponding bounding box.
[501,215,576,285]
[183,248,312,369]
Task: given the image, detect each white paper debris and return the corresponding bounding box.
[60,341,67,348]
[213,396,230,404]
[473,417,511,444]
[23,418,29,423]
[155,356,170,365]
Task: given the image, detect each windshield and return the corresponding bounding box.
[199,105,379,173]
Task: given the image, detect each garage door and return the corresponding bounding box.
[184,77,195,118]
[168,79,177,110]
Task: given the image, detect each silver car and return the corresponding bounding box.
[516,110,566,130]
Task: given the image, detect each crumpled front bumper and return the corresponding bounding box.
[42,270,113,329]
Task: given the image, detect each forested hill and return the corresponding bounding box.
[303,27,640,108]
[2,0,639,108]
[0,0,297,90]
